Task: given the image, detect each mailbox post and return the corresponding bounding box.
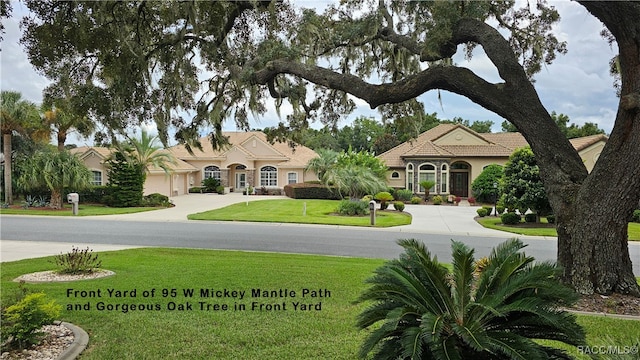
[369,200,376,226]
[67,193,79,216]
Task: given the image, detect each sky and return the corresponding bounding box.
[0,1,620,147]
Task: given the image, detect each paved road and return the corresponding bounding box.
[1,194,638,276]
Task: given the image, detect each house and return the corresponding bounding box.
[71,131,319,197]
[377,124,607,198]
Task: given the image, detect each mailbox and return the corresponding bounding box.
[369,200,376,226]
[369,200,376,211]
[67,193,79,203]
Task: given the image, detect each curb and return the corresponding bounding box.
[56,321,89,360]
[566,309,640,321]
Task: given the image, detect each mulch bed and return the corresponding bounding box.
[572,293,640,316]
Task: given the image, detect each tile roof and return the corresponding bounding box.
[569,134,608,151]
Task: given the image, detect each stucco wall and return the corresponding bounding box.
[579,142,605,172]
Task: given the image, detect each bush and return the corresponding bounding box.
[283,183,342,200]
[525,213,538,223]
[355,238,585,359]
[201,177,220,193]
[374,192,394,210]
[78,185,113,204]
[476,208,488,217]
[53,246,102,274]
[470,164,504,203]
[142,193,171,207]
[1,293,61,351]
[362,195,373,202]
[468,196,476,205]
[215,185,225,194]
[482,205,493,214]
[432,195,443,205]
[336,200,370,216]
[632,210,640,223]
[410,196,421,204]
[394,189,413,202]
[501,212,521,225]
[393,201,405,212]
[188,186,203,193]
[495,205,505,215]
[546,214,556,224]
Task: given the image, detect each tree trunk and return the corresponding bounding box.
[2,132,12,204]
[50,188,63,209]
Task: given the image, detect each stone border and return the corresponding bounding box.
[566,309,640,321]
[56,321,89,360]
[13,269,115,283]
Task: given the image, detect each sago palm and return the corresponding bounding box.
[356,238,585,360]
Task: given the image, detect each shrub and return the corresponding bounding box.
[525,213,538,223]
[356,238,585,359]
[470,164,504,203]
[501,212,521,225]
[142,193,171,207]
[283,183,342,200]
[336,200,370,216]
[215,185,225,194]
[361,195,373,202]
[188,186,203,193]
[1,293,61,350]
[432,195,443,205]
[468,196,476,205]
[482,205,493,214]
[394,189,413,202]
[495,205,505,214]
[79,185,114,204]
[374,191,394,210]
[393,201,405,212]
[455,196,462,203]
[201,177,220,193]
[53,246,102,274]
[546,214,556,224]
[476,208,488,217]
[410,196,421,204]
[632,209,640,223]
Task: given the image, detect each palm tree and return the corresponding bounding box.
[419,179,436,201]
[356,238,585,360]
[42,105,95,152]
[118,129,176,181]
[1,91,41,204]
[304,148,338,183]
[16,149,91,209]
[324,165,387,201]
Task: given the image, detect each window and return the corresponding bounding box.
[406,164,414,191]
[287,172,298,184]
[418,163,436,193]
[440,164,448,193]
[204,165,221,181]
[391,171,400,179]
[91,170,102,186]
[260,166,277,186]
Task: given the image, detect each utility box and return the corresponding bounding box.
[67,193,79,215]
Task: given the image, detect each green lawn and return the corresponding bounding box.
[477,216,640,241]
[1,249,637,359]
[188,199,412,227]
[0,204,163,216]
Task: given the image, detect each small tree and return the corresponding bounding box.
[419,180,436,201]
[471,164,503,203]
[16,149,91,209]
[304,148,338,183]
[104,151,144,207]
[502,147,551,221]
[324,166,387,201]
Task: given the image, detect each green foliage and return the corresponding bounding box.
[356,238,585,359]
[392,201,405,212]
[410,196,421,204]
[53,246,102,274]
[525,213,538,223]
[104,151,144,207]
[188,186,204,193]
[116,129,176,180]
[394,189,413,202]
[142,193,171,207]
[336,200,370,216]
[496,205,505,214]
[477,208,488,217]
[551,111,606,139]
[361,195,373,202]
[304,148,339,183]
[502,147,552,216]
[632,210,640,223]
[546,214,556,224]
[334,149,388,182]
[471,164,503,203]
[501,212,522,225]
[483,205,493,214]
[325,166,387,201]
[201,177,221,193]
[432,195,443,205]
[1,293,61,351]
[215,185,225,194]
[283,183,342,200]
[374,191,394,210]
[79,185,113,204]
[418,180,436,197]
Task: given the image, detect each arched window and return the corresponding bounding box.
[204,165,221,181]
[440,164,448,193]
[418,163,436,193]
[406,164,414,191]
[391,171,400,179]
[260,166,277,186]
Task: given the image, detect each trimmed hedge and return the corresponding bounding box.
[284,183,343,200]
[524,213,538,223]
[393,201,405,212]
[476,208,488,217]
[546,214,556,224]
[501,212,521,225]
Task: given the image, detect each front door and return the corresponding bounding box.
[235,172,246,189]
[450,172,469,197]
